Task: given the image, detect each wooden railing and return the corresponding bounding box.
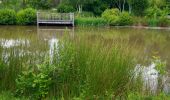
[37,11,74,26]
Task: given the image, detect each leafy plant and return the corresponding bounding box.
[145,7,169,26]
[102,9,132,26]
[0,9,16,25]
[16,8,36,25]
[102,8,120,25]
[16,61,53,99]
[152,56,166,75]
[118,12,133,26]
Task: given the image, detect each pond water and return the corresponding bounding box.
[0,25,170,93]
[0,26,170,65]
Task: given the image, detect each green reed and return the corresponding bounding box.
[0,34,137,99]
[46,35,136,99]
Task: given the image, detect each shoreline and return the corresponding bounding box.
[1,25,170,30]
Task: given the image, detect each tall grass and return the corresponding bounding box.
[75,17,108,26]
[0,34,136,99]
[46,36,136,99]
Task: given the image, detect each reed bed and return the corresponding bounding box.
[0,34,161,99]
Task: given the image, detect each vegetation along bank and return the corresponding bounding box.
[0,0,170,26]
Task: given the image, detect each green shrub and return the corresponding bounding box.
[0,9,16,25]
[145,7,162,18]
[75,17,108,26]
[16,8,36,25]
[16,62,52,99]
[102,8,120,25]
[102,9,133,26]
[118,12,133,26]
[145,7,169,27]
[57,4,76,13]
[158,17,169,27]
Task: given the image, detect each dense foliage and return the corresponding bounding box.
[118,12,133,26]
[27,0,52,9]
[131,0,149,16]
[102,9,133,26]
[145,6,169,26]
[0,9,16,25]
[0,0,170,26]
[16,8,36,25]
[57,4,76,13]
[102,9,120,25]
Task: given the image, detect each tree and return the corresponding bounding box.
[131,0,149,16]
[27,0,52,9]
[62,0,94,13]
[84,0,108,16]
[127,0,132,13]
[149,0,166,8]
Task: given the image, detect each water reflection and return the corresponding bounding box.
[49,38,58,62]
[135,63,159,94]
[135,62,170,94]
[37,26,74,61]
[0,39,29,48]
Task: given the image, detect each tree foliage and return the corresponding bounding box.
[131,0,149,16]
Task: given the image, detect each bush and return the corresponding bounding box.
[75,17,108,26]
[118,12,133,26]
[145,7,169,27]
[0,9,16,25]
[16,62,52,99]
[16,8,36,25]
[158,16,169,27]
[102,8,120,25]
[57,4,76,13]
[145,7,162,18]
[102,9,133,26]
[146,17,169,27]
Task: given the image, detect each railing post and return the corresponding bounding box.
[72,13,74,26]
[37,11,39,27]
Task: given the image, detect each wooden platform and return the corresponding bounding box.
[37,11,74,26]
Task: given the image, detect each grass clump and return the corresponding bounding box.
[75,17,108,26]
